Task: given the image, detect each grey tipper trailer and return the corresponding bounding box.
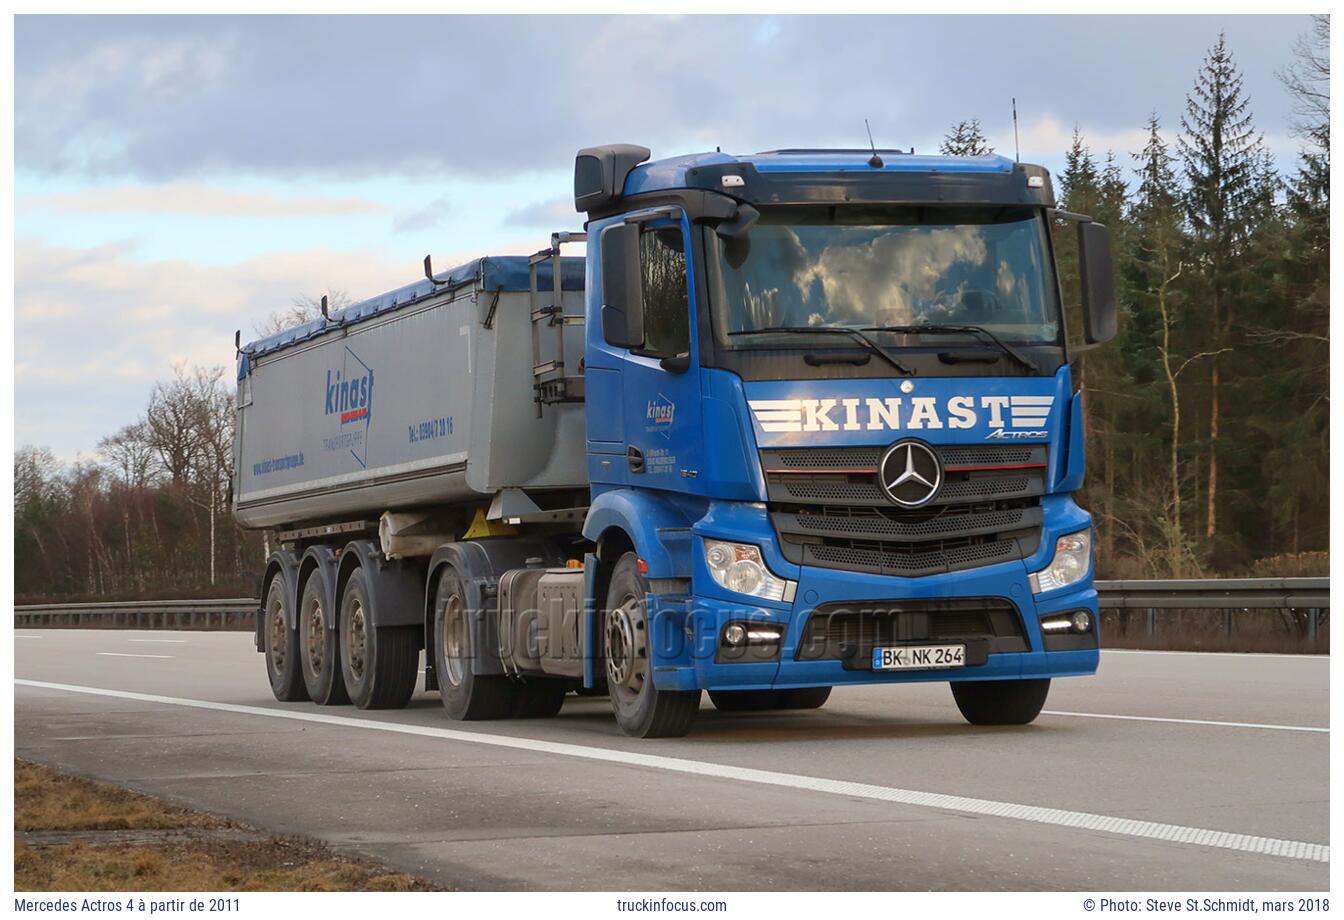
[234,254,588,532]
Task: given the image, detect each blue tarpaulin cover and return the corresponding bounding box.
[240,254,585,367]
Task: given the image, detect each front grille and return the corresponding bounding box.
[796,597,1028,660]
[764,444,1046,577]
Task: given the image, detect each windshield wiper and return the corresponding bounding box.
[728,326,914,375]
[861,324,1037,373]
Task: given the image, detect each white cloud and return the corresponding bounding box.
[18,182,387,217]
[13,234,553,456]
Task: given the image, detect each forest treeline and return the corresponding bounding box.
[13,24,1329,600]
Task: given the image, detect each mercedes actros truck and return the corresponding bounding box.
[233,143,1116,737]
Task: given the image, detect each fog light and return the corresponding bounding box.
[1071,610,1093,633]
[724,623,747,646]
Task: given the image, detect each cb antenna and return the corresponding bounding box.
[864,119,883,168]
[1012,97,1021,163]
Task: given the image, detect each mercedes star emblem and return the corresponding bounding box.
[878,440,943,507]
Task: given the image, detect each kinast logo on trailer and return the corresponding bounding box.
[324,346,375,467]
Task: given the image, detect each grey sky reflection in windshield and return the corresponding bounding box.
[709,210,1061,348]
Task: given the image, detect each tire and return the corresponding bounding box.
[951,678,1051,726]
[513,678,568,719]
[298,569,349,705]
[709,686,832,712]
[339,567,419,710]
[604,553,701,738]
[262,577,309,702]
[433,568,519,720]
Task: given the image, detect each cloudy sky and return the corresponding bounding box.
[15,13,1314,460]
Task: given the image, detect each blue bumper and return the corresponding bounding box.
[647,499,1100,692]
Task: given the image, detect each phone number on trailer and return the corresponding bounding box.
[408,416,454,444]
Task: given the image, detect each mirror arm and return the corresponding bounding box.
[1050,208,1095,224]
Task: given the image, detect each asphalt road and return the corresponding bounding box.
[13,629,1329,891]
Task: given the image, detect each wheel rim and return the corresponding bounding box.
[267,593,287,671]
[441,592,466,688]
[605,593,646,705]
[305,597,325,674]
[346,599,367,682]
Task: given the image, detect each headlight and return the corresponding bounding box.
[703,539,795,602]
[1029,529,1092,594]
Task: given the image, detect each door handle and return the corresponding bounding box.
[627,445,645,474]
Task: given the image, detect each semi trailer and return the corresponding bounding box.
[234,143,1117,737]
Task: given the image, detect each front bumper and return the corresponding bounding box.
[647,498,1100,692]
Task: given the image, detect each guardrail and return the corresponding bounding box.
[1097,577,1328,641]
[14,598,256,630]
[13,578,1329,636]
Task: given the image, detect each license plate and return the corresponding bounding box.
[872,644,966,671]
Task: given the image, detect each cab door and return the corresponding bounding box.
[585,207,703,494]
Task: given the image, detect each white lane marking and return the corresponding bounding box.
[15,635,43,640]
[128,639,189,644]
[94,653,173,659]
[1042,710,1327,734]
[14,679,1329,865]
[1102,649,1328,660]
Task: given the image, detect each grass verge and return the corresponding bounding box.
[15,759,440,892]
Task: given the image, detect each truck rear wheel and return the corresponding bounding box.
[263,577,308,702]
[604,553,700,738]
[339,567,418,710]
[951,678,1050,725]
[433,569,519,720]
[298,569,349,705]
[709,687,831,711]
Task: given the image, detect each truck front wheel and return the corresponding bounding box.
[433,569,519,720]
[951,678,1050,725]
[262,577,309,702]
[604,553,700,738]
[339,567,418,710]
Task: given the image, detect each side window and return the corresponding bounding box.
[639,226,690,357]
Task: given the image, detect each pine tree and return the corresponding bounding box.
[1177,32,1268,552]
[939,119,994,156]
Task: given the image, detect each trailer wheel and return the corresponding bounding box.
[338,567,418,710]
[298,569,349,705]
[513,679,568,719]
[432,569,518,720]
[604,553,700,738]
[263,577,309,702]
[709,687,831,712]
[951,678,1050,726]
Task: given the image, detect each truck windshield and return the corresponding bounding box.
[705,206,1061,349]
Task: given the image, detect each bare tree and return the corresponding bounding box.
[252,289,354,337]
[144,363,207,484]
[1277,14,1329,139]
[98,420,158,488]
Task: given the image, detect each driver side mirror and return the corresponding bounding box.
[1078,221,1117,345]
[600,222,644,348]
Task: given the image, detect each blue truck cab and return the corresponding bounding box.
[574,144,1117,735]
